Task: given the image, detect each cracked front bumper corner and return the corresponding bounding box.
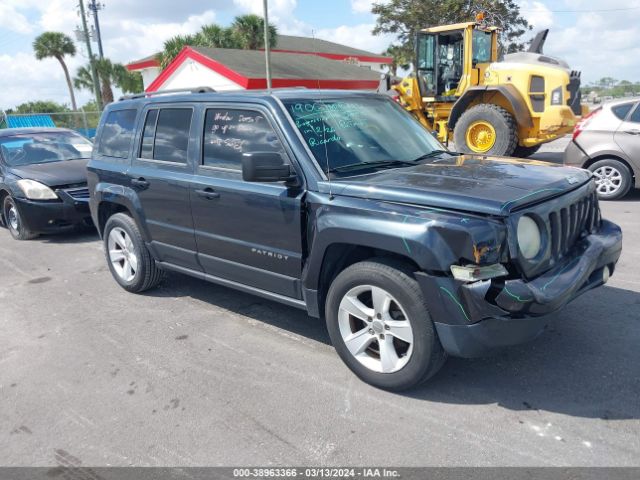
[416,219,623,358]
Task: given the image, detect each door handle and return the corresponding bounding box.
[195,188,220,199]
[131,177,149,188]
[624,129,640,135]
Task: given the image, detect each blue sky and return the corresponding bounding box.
[0,0,639,110]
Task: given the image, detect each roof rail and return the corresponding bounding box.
[119,86,215,101]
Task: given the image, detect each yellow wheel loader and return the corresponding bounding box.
[381,18,587,157]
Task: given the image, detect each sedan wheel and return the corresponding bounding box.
[338,284,414,374]
[107,226,138,282]
[593,166,623,196]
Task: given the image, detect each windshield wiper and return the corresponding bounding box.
[328,159,418,173]
[411,150,457,162]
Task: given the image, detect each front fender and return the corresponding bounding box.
[302,193,508,291]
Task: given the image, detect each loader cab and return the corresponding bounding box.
[416,23,498,100]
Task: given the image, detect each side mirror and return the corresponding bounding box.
[242,152,295,183]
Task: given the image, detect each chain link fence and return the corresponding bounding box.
[0,110,102,139]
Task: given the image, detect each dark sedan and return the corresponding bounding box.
[0,128,93,240]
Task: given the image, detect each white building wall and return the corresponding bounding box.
[140,67,160,89]
[158,59,244,91]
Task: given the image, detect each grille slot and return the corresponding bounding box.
[547,192,598,260]
[65,187,90,200]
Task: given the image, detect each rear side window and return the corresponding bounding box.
[137,108,192,163]
[629,104,640,123]
[612,103,634,120]
[202,108,285,170]
[98,109,137,158]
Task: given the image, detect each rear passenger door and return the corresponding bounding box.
[189,104,305,299]
[128,105,200,270]
[614,101,640,162]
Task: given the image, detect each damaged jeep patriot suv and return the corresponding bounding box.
[88,88,622,390]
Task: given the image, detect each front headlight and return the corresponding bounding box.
[16,179,58,200]
[517,215,542,259]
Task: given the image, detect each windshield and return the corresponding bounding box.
[0,132,93,167]
[283,96,444,177]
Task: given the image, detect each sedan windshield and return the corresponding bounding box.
[282,96,445,177]
[0,132,92,166]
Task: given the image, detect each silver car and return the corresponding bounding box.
[564,98,640,199]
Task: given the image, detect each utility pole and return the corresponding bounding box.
[263,0,272,90]
[78,0,103,109]
[88,0,105,59]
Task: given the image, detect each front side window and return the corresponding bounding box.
[283,96,443,177]
[0,131,93,166]
[98,109,137,158]
[202,108,285,170]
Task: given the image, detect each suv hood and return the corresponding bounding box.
[9,159,89,187]
[324,155,591,216]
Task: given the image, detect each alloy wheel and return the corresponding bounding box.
[338,285,414,373]
[8,205,19,231]
[593,166,623,196]
[108,227,138,282]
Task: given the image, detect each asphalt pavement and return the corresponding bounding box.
[1,139,639,467]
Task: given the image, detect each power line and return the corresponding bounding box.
[521,6,640,14]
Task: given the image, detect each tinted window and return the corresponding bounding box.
[0,132,92,166]
[140,109,158,159]
[98,109,137,158]
[629,104,640,123]
[153,108,192,163]
[612,103,633,120]
[203,109,285,170]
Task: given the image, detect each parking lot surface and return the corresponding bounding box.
[1,141,639,467]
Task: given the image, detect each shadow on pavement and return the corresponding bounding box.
[149,270,640,419]
[33,227,99,245]
[530,152,564,164]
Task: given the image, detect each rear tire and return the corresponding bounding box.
[3,196,38,240]
[454,104,518,156]
[513,144,541,158]
[325,258,446,391]
[588,159,633,200]
[103,213,163,293]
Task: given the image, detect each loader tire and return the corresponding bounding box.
[454,104,518,156]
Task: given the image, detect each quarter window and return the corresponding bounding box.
[628,103,640,123]
[202,108,285,170]
[98,109,137,158]
[612,103,634,120]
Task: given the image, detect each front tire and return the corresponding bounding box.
[325,259,446,391]
[3,196,38,240]
[588,159,633,200]
[103,213,163,293]
[454,104,518,156]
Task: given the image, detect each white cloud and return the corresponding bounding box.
[315,23,394,54]
[0,3,34,34]
[351,0,374,14]
[519,1,553,30]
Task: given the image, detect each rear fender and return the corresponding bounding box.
[93,182,150,241]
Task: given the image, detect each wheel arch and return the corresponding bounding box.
[583,154,637,186]
[313,242,421,319]
[448,85,533,130]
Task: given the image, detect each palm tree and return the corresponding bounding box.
[158,17,278,69]
[74,59,143,105]
[383,45,411,77]
[231,14,277,50]
[33,32,78,111]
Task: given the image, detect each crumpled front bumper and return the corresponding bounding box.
[416,219,623,357]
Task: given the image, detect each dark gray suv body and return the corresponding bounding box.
[88,89,622,390]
